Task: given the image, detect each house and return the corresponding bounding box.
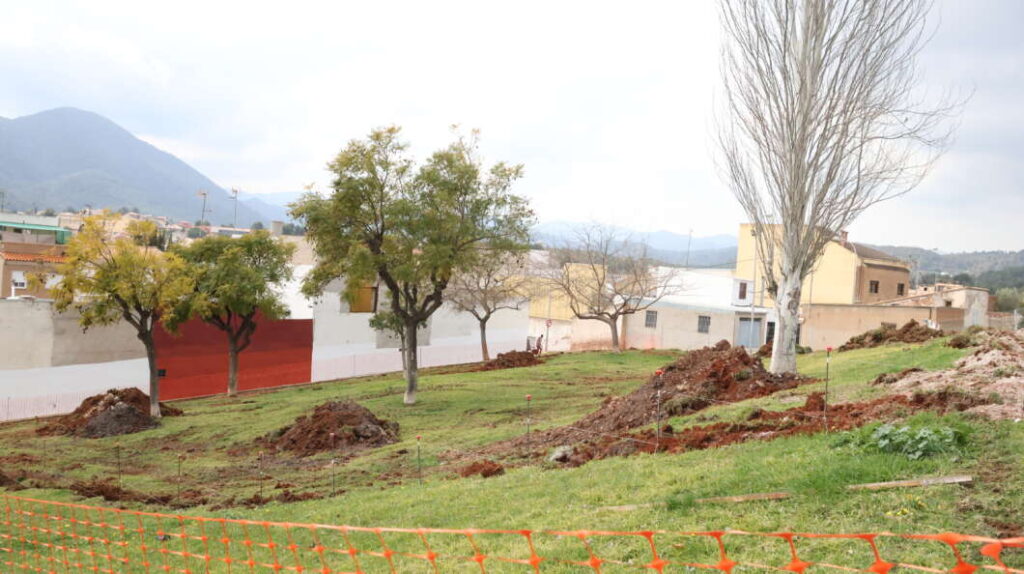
[880,283,991,327]
[0,233,67,298]
[735,224,912,305]
[621,268,773,351]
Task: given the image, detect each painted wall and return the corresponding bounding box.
[799,304,964,351]
[152,317,314,400]
[855,263,912,304]
[622,305,743,350]
[0,299,143,370]
[0,359,148,422]
[311,284,530,382]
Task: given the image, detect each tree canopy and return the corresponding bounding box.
[292,126,534,404]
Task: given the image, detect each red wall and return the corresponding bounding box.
[153,317,313,400]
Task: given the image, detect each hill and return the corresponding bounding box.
[0,108,285,225]
[870,245,1024,276]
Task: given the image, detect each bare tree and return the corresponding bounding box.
[447,252,531,361]
[718,0,959,373]
[545,225,678,352]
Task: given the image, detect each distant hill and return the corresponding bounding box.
[0,108,288,225]
[531,221,737,267]
[869,245,1024,276]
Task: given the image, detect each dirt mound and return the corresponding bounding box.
[483,341,810,453]
[871,367,924,386]
[481,351,542,370]
[70,478,173,504]
[838,320,943,352]
[37,388,182,438]
[263,400,399,456]
[555,390,989,467]
[0,471,23,491]
[888,330,1024,419]
[459,460,505,478]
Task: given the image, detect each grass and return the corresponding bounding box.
[2,340,1023,572]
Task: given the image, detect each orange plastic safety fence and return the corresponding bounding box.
[2,494,1023,574]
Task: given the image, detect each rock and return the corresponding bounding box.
[548,446,573,463]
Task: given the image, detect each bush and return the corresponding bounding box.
[832,415,970,460]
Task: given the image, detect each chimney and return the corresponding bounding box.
[270,220,284,237]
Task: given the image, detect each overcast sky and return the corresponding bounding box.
[1,1,1021,252]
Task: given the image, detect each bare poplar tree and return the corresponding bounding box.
[545,225,678,352]
[718,0,959,373]
[447,252,531,361]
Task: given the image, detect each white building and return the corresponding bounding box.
[621,268,774,351]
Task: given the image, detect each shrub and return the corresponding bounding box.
[832,415,970,460]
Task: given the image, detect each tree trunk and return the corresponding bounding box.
[403,320,419,405]
[479,318,490,362]
[770,272,802,374]
[141,334,161,419]
[608,318,621,352]
[227,336,240,397]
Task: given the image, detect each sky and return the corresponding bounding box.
[0,1,1021,252]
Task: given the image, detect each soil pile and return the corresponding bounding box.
[838,320,943,352]
[884,330,1024,419]
[264,400,399,456]
[0,471,23,491]
[485,341,810,452]
[553,390,989,467]
[481,351,542,370]
[70,478,173,504]
[37,389,183,438]
[459,460,505,478]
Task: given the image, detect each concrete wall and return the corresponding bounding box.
[0,359,148,422]
[0,299,144,370]
[0,298,54,368]
[311,285,530,382]
[622,305,742,350]
[800,304,965,350]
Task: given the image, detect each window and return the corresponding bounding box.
[765,321,776,345]
[738,282,748,300]
[869,280,880,294]
[11,271,27,289]
[645,310,658,328]
[897,283,906,296]
[697,315,711,333]
[348,284,378,313]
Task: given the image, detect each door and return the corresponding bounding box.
[737,317,763,348]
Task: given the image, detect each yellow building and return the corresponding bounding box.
[734,224,911,306]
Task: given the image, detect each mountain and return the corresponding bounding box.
[238,190,306,224]
[0,108,286,225]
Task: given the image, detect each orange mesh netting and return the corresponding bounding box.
[2,494,1022,573]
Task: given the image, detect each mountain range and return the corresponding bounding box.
[0,108,290,225]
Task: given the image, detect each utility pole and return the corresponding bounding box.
[230,188,239,229]
[0,189,5,212]
[685,228,693,268]
[197,190,209,226]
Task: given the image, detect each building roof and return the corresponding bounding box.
[841,242,903,263]
[1,251,67,263]
[0,221,69,233]
[651,267,771,314]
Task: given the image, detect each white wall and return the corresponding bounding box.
[311,285,530,382]
[0,359,148,422]
[623,306,741,351]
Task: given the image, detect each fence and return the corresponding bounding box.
[2,495,1022,574]
[0,391,102,424]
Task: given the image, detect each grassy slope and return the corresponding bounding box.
[2,340,1023,569]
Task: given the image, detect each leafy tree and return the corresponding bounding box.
[50,214,193,417]
[169,231,294,396]
[186,227,206,239]
[995,288,1022,313]
[952,273,973,286]
[250,221,265,231]
[282,223,306,236]
[293,127,533,404]
[41,208,56,216]
[447,251,530,361]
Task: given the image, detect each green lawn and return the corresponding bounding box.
[2,340,1022,572]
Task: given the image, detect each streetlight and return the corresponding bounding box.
[230,188,239,229]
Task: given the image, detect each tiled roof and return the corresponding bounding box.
[1,251,66,263]
[842,242,903,263]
